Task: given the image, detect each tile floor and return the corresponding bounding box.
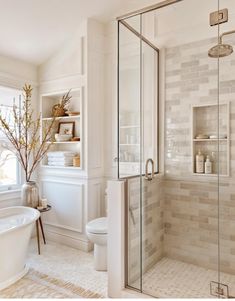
[141,257,235,298]
[27,241,235,298]
[27,239,108,297]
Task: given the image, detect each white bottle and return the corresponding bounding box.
[205,155,212,174]
[196,150,204,173]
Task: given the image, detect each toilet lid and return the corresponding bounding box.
[86,217,107,234]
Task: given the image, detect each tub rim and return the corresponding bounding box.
[0,206,40,236]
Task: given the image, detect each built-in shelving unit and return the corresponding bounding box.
[192,102,230,177]
[40,89,82,169]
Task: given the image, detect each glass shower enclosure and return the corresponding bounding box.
[117,0,235,298]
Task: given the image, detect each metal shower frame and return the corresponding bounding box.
[117,0,184,294]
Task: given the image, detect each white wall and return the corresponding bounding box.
[104,20,118,180]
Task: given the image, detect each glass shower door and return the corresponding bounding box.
[118,0,223,298]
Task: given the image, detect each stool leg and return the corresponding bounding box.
[36,220,40,255]
[39,217,46,245]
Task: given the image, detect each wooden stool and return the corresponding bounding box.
[36,205,51,255]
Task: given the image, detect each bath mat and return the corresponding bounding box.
[0,268,104,298]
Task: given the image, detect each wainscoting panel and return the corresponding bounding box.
[41,180,84,233]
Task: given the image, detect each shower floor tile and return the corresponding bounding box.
[142,257,235,298]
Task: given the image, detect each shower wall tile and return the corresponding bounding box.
[164,36,235,177]
[127,176,164,284]
[164,36,235,274]
[163,178,235,274]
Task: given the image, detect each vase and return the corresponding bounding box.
[21,181,39,208]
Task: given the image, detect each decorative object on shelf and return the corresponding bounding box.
[73,156,80,167]
[195,134,209,139]
[40,198,48,208]
[54,133,72,142]
[58,121,75,136]
[209,134,227,139]
[52,90,72,117]
[0,84,56,208]
[65,111,80,116]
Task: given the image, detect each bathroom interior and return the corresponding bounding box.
[0,0,235,299]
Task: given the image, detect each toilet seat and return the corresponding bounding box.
[86,217,107,234]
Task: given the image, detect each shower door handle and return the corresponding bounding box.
[145,158,155,181]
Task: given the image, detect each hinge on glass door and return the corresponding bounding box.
[210,281,229,298]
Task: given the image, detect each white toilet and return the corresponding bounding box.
[86,217,108,271]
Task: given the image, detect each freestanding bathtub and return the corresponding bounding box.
[0,206,40,290]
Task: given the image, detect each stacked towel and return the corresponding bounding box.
[47,151,77,166]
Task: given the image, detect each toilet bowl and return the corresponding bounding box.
[86,217,107,271]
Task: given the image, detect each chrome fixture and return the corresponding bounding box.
[145,158,155,181]
[210,8,228,26]
[208,30,235,58]
[210,281,229,298]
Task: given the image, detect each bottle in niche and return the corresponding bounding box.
[196,150,204,173]
[211,151,217,173]
[205,155,212,174]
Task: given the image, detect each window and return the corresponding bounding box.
[0,87,21,191]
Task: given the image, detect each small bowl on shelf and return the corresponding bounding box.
[55,134,72,142]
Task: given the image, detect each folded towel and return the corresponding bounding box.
[48,162,73,166]
[47,151,77,158]
[48,158,73,163]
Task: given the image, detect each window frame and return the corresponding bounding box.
[0,87,22,192]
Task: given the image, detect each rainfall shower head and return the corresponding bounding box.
[208,30,235,58]
[208,43,233,58]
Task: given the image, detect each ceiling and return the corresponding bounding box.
[0,0,159,66]
[1,0,235,66]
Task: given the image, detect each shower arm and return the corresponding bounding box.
[219,30,235,44]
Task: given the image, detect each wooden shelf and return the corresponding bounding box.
[46,141,80,144]
[42,115,80,121]
[41,165,81,170]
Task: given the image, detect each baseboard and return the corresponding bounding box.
[44,226,93,252]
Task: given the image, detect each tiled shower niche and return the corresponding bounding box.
[192,103,230,176]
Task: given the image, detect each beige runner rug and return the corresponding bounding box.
[0,268,104,298]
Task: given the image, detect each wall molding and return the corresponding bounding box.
[0,71,38,89]
[41,180,84,233]
[39,73,85,94]
[0,189,21,202]
[44,224,92,252]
